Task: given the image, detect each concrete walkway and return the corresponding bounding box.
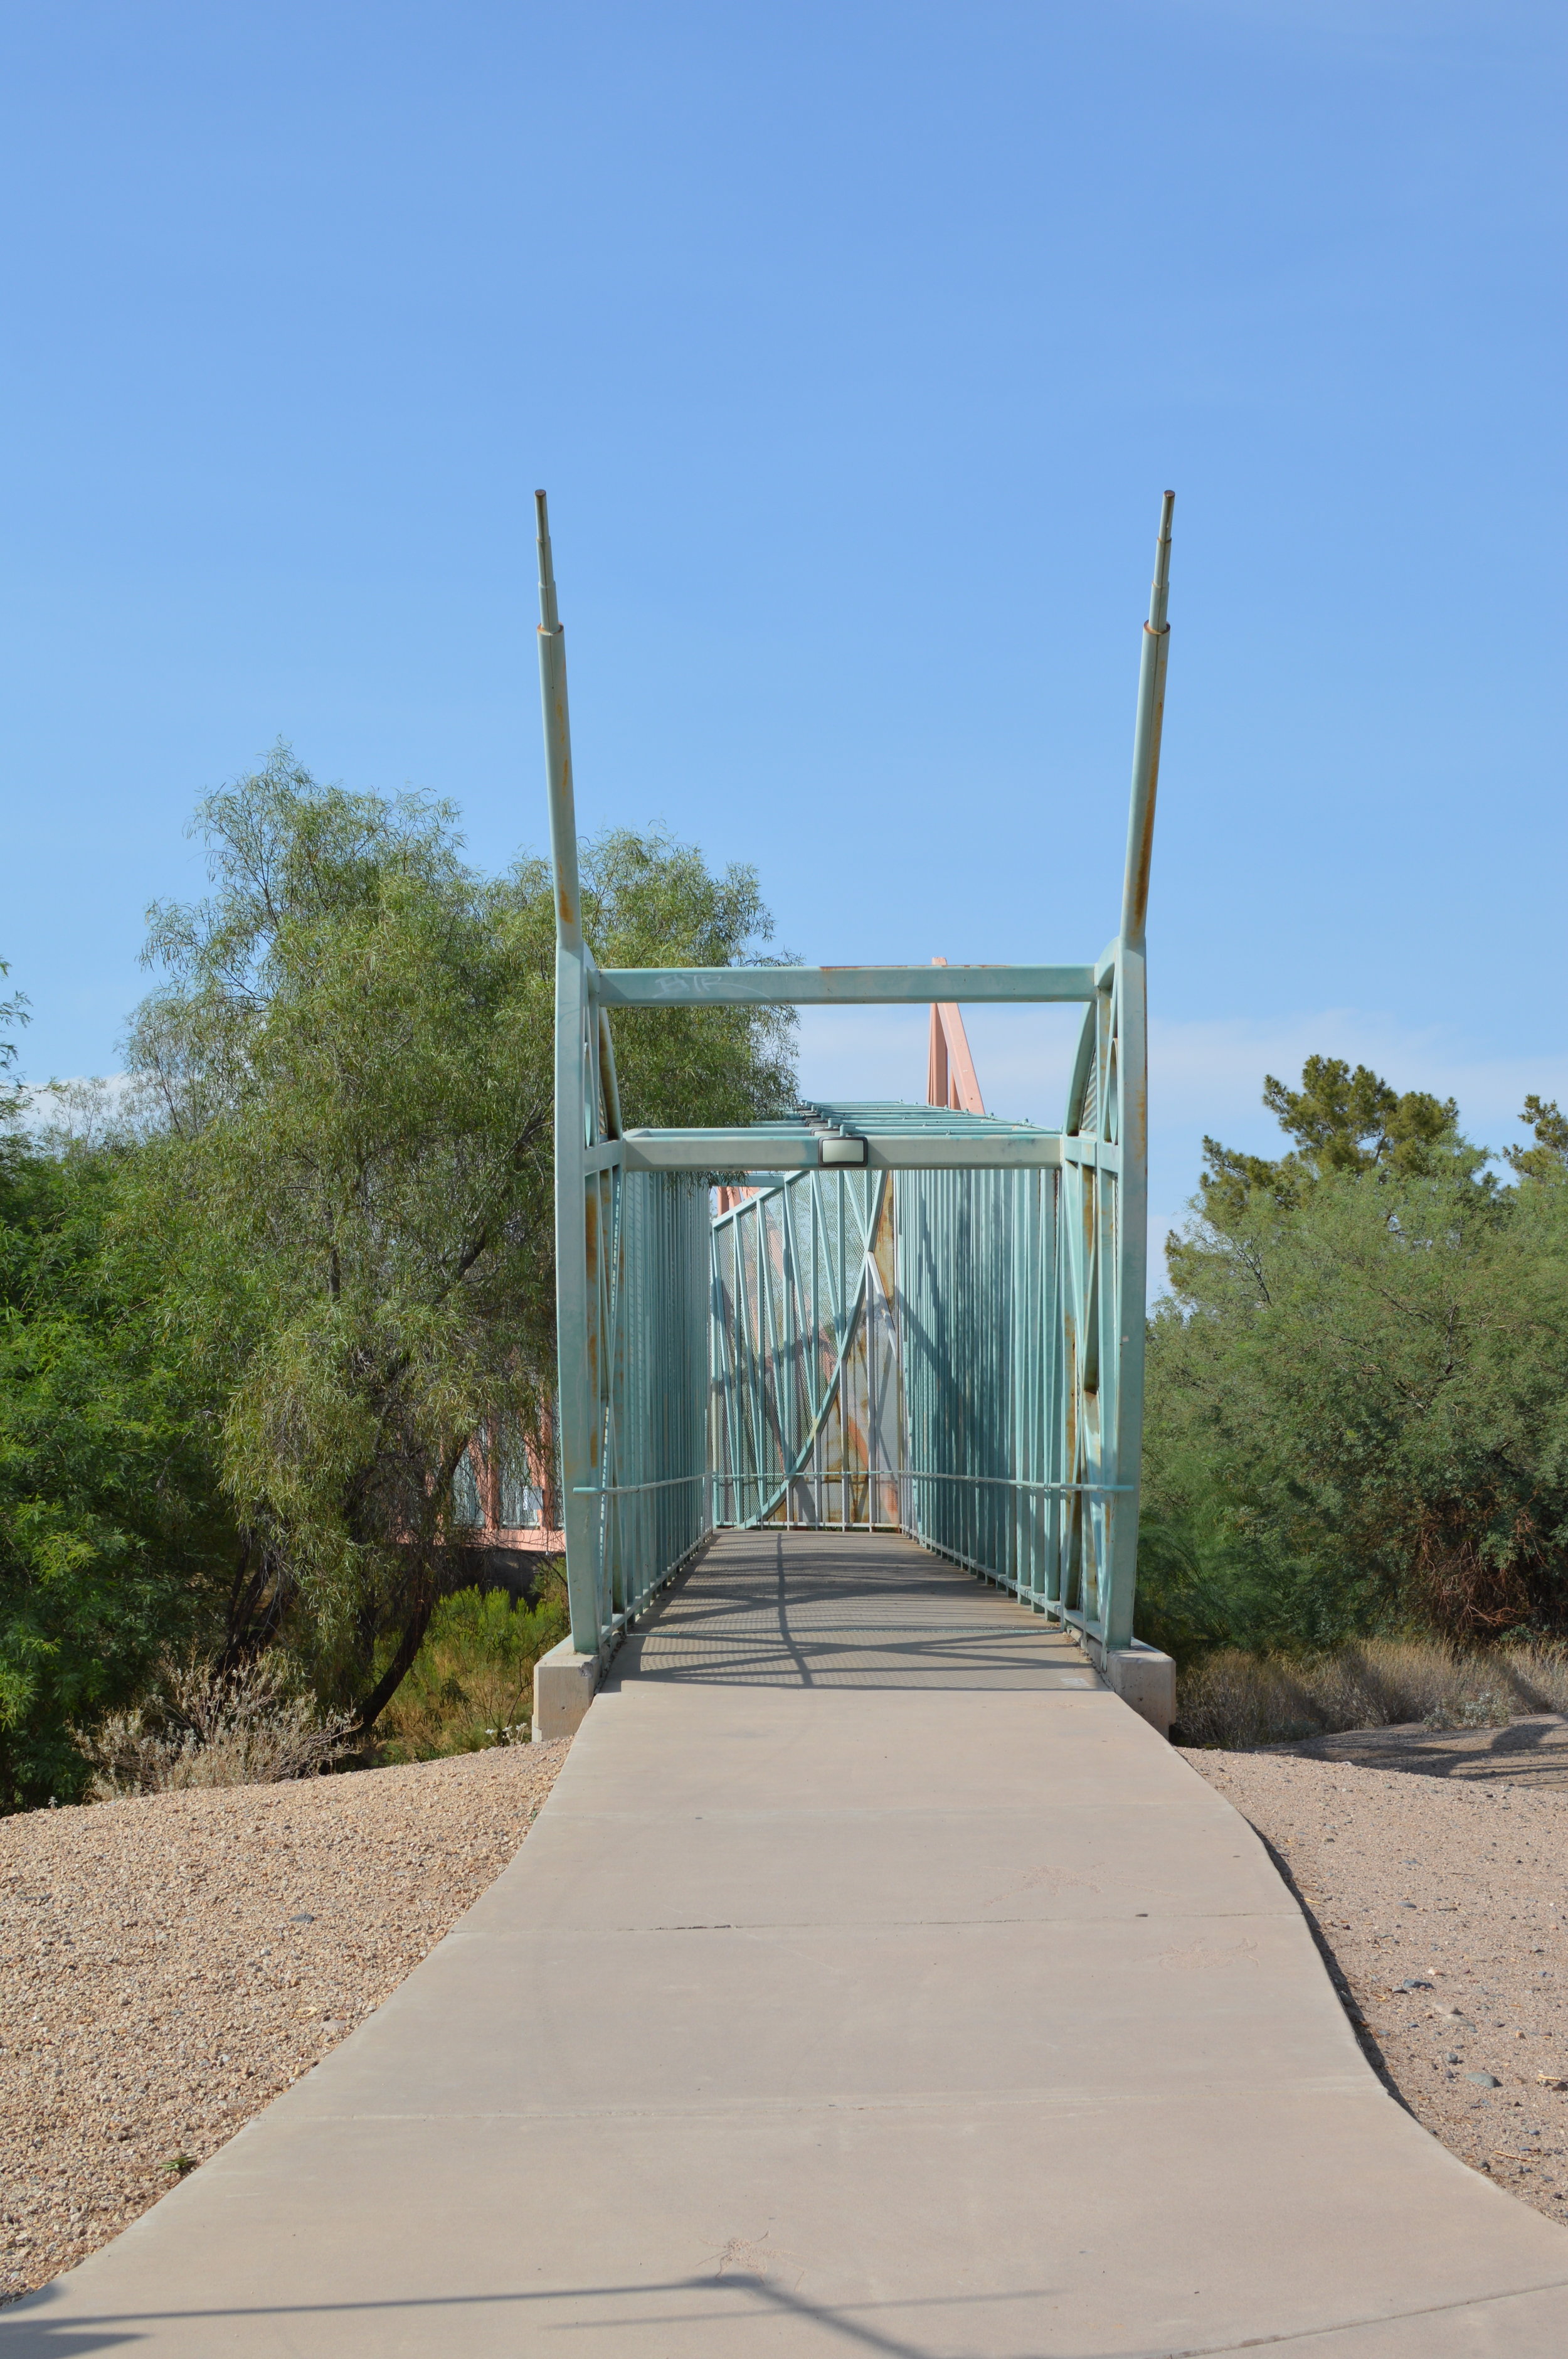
[9,1531,1568,2355]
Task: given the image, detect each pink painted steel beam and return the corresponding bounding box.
[926,959,986,1115]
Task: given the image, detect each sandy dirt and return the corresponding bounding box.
[0,1740,568,2303]
[1187,1726,1568,2225]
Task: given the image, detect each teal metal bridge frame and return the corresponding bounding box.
[537,490,1173,1666]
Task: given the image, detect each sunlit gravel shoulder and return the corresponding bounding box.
[1187,1742,1568,2225]
[0,1740,569,2303]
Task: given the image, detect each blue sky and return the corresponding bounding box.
[1,1,1563,1255]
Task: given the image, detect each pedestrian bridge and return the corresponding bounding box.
[538,490,1173,1710]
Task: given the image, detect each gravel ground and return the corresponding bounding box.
[1187,1732,1568,2225]
[0,1740,568,2303]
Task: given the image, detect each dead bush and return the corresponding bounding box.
[1175,1634,1568,1751]
[77,1654,356,1799]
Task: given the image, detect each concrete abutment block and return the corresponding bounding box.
[532,1636,600,1742]
[1101,1641,1177,1737]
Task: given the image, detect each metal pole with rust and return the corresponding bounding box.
[1104,489,1174,1651]
[536,491,602,1653]
[1120,489,1175,951]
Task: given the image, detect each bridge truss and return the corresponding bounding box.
[536,491,1173,1668]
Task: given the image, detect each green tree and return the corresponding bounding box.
[1143,1061,1568,1656]
[0,959,28,1125]
[1194,1053,1465,1230]
[128,747,794,1729]
[1505,1095,1568,1183]
[0,1107,233,1808]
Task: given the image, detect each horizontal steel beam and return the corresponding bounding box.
[595,963,1098,1008]
[620,1128,1067,1173]
[627,1131,820,1169]
[581,1125,1117,1174]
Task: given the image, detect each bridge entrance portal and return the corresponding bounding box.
[535,492,1173,1673]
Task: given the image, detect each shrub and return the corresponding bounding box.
[373,1575,569,1762]
[78,1653,355,1797]
[1175,1634,1568,1750]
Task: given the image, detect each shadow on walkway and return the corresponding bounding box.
[611,1528,1097,1691]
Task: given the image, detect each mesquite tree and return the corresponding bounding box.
[128,747,794,1727]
